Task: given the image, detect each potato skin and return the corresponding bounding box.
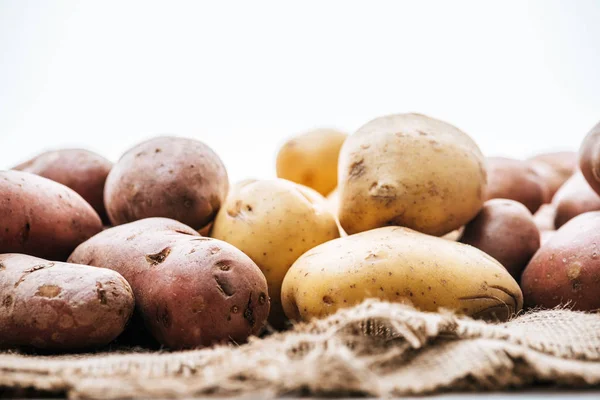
[104,136,229,229]
[579,121,600,195]
[552,172,600,228]
[533,204,556,232]
[338,113,486,236]
[0,254,134,351]
[276,128,347,196]
[485,157,549,213]
[69,218,269,349]
[210,179,340,326]
[13,149,113,224]
[527,151,577,198]
[521,211,600,311]
[0,171,103,261]
[282,227,523,322]
[460,199,540,280]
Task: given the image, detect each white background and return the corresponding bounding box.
[1,0,599,183]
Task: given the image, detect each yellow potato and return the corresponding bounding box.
[211,179,340,326]
[281,226,522,322]
[276,128,347,196]
[338,113,486,236]
[326,188,347,237]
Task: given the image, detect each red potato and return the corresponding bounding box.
[521,211,600,311]
[0,254,134,351]
[0,170,103,261]
[528,151,577,198]
[552,172,600,228]
[460,199,540,280]
[579,121,600,195]
[13,149,113,224]
[69,218,269,349]
[533,204,556,232]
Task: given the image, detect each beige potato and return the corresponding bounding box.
[211,179,340,326]
[325,188,347,237]
[282,227,522,322]
[276,128,347,196]
[338,113,486,236]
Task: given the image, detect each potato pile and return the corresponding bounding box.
[1,114,599,352]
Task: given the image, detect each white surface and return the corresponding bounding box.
[1,0,600,183]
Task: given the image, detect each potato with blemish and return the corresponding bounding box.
[69,217,269,349]
[485,157,549,213]
[338,113,486,236]
[552,172,600,228]
[104,136,229,229]
[460,199,540,280]
[276,128,347,196]
[211,179,340,326]
[527,151,577,198]
[0,170,103,261]
[0,254,134,351]
[13,149,113,224]
[521,211,600,311]
[281,226,522,322]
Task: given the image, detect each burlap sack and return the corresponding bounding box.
[1,300,600,399]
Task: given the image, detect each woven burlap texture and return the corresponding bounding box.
[1,300,600,399]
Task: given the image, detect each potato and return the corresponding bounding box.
[533,204,556,232]
[68,217,269,349]
[338,113,486,236]
[460,199,540,280]
[13,149,113,224]
[211,179,340,326]
[521,211,600,311]
[276,128,347,196]
[0,170,103,261]
[281,226,523,322]
[0,253,133,351]
[325,188,347,237]
[552,172,600,228]
[580,121,600,195]
[104,136,229,229]
[485,157,549,213]
[527,151,577,198]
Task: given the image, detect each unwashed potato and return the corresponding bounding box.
[104,136,229,229]
[579,120,600,195]
[211,179,340,326]
[527,151,577,198]
[485,157,549,213]
[281,226,523,322]
[13,149,113,224]
[0,254,134,351]
[552,172,600,228]
[69,218,269,349]
[338,113,486,236]
[533,204,556,232]
[460,199,540,280]
[0,170,103,261]
[521,211,600,311]
[276,128,347,196]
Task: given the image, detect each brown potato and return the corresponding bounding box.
[104,136,229,229]
[533,204,556,232]
[521,211,600,311]
[68,217,269,349]
[460,199,540,280]
[485,157,549,213]
[13,149,113,224]
[579,121,600,195]
[552,172,600,228]
[276,128,347,196]
[527,151,577,197]
[0,170,103,261]
[0,254,134,351]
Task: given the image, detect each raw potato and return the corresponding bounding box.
[325,188,347,237]
[552,172,600,228]
[276,128,347,196]
[527,151,577,198]
[281,226,523,322]
[460,199,540,280]
[338,113,486,236]
[0,254,134,351]
[0,170,103,261]
[211,179,340,325]
[521,211,600,311]
[13,149,113,224]
[580,121,600,195]
[533,204,556,232]
[485,157,549,213]
[104,136,229,229]
[69,218,269,349]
